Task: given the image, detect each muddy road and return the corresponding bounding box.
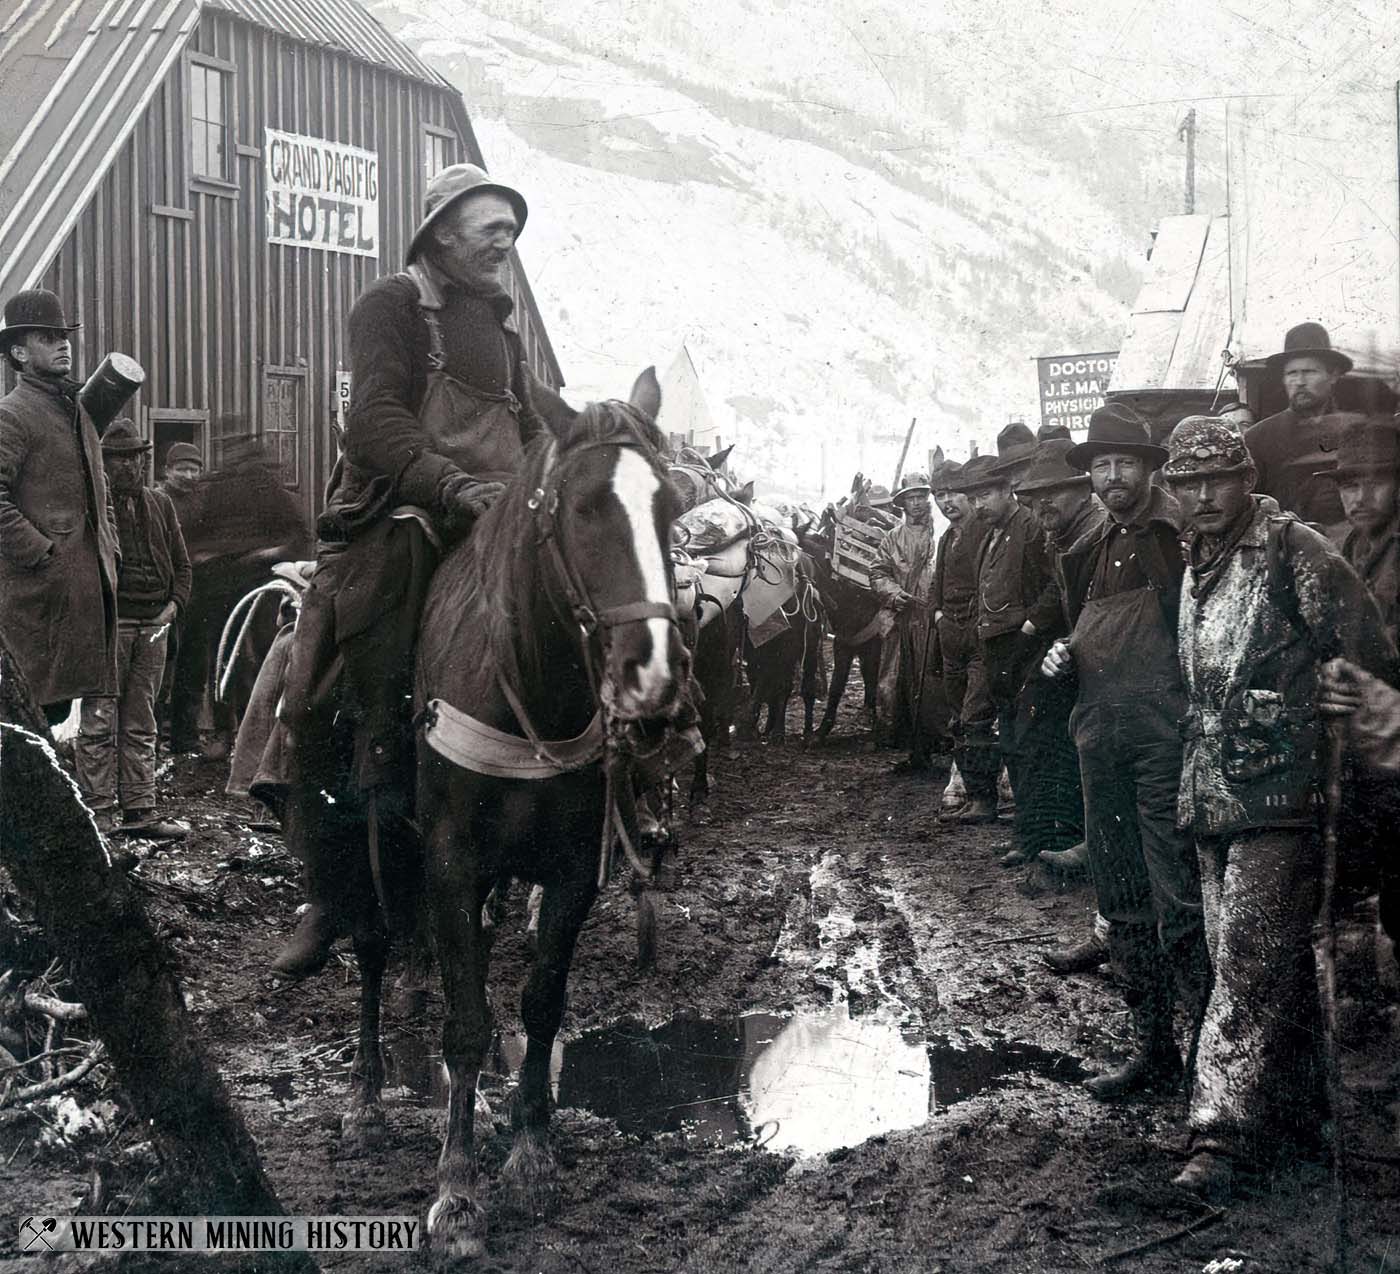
[4,702,1398,1273]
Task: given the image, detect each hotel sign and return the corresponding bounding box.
[265,129,379,258]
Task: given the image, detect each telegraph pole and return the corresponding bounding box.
[1178,107,1197,214]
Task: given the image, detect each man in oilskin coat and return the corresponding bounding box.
[271,165,572,979]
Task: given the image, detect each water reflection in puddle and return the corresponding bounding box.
[385,1005,1086,1156]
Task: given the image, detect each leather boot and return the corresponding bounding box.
[999,844,1038,867]
[1084,1037,1181,1100]
[1044,932,1109,974]
[951,796,998,824]
[1171,1151,1234,1202]
[1039,840,1088,872]
[270,903,341,980]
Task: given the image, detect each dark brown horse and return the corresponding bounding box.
[407,371,688,1255]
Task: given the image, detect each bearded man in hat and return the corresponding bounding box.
[0,289,120,725]
[1244,322,1360,542]
[929,460,998,820]
[870,471,943,770]
[74,420,190,837]
[1322,416,1400,645]
[1040,403,1209,1096]
[959,452,1073,865]
[1161,416,1396,1200]
[272,165,572,979]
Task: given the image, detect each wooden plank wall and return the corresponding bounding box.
[37,10,558,522]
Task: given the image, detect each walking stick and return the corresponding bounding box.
[891,417,917,491]
[1315,716,1349,1274]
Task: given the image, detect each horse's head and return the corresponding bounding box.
[543,369,689,720]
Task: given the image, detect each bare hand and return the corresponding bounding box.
[1041,639,1072,680]
[1318,657,1367,716]
[154,601,178,627]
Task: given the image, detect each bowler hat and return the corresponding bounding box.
[1161,416,1253,481]
[1316,416,1400,481]
[1014,439,1092,493]
[1264,321,1353,375]
[1065,401,1168,472]
[408,163,528,265]
[164,441,204,469]
[0,288,80,346]
[892,471,931,502]
[99,417,151,454]
[947,453,1005,493]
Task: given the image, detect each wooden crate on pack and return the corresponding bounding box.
[832,513,889,589]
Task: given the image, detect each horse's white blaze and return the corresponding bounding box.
[611,448,674,706]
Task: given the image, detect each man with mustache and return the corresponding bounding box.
[0,289,120,728]
[1161,416,1395,1200]
[929,460,997,820]
[272,166,572,979]
[1041,405,1209,1091]
[1323,417,1400,645]
[956,452,1071,866]
[1243,323,1360,544]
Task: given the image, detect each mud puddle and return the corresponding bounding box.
[385,1004,1086,1156]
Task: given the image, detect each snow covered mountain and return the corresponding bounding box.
[367,0,1234,500]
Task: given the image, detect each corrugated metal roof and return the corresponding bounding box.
[204,0,440,83]
[0,0,201,301]
[1110,214,1233,395]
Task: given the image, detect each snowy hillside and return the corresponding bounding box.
[366,0,1229,500]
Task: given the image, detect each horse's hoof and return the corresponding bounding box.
[427,1191,487,1258]
[339,1104,387,1154]
[499,1132,560,1219]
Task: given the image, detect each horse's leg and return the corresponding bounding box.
[501,862,597,1216]
[342,916,390,1150]
[425,814,493,1258]
[861,640,882,737]
[819,642,854,739]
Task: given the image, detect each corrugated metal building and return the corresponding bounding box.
[0,0,562,518]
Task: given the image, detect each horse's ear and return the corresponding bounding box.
[629,367,662,420]
[736,480,755,504]
[931,445,945,467]
[707,444,734,471]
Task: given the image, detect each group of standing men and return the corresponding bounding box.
[868,321,1400,1201]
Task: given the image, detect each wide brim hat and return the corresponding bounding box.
[866,483,894,507]
[1065,400,1168,472]
[891,471,931,502]
[1315,415,1400,480]
[930,460,963,493]
[1161,416,1253,481]
[1014,439,1092,493]
[1264,321,1353,375]
[946,453,1005,493]
[407,163,528,265]
[0,288,80,346]
[99,417,152,454]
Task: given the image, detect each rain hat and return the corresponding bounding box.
[407,164,528,264]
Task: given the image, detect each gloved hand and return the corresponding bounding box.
[437,471,506,535]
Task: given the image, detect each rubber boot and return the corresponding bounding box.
[1086,926,1181,1100]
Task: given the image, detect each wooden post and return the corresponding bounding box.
[0,635,312,1262]
[892,416,917,489]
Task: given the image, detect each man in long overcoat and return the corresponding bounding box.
[272,164,571,978]
[0,289,119,723]
[1163,416,1397,1200]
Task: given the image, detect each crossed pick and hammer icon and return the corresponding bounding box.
[20,1218,58,1249]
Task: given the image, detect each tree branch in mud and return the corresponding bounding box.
[0,633,311,1264]
[0,1043,106,1122]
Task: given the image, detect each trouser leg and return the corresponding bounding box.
[1015,678,1080,855]
[943,619,998,800]
[75,626,135,812]
[1189,829,1326,1166]
[117,624,168,812]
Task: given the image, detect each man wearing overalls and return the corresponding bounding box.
[1041,402,1210,1101]
[272,166,570,978]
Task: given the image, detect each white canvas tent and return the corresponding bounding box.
[1109,86,1400,427]
[656,345,722,452]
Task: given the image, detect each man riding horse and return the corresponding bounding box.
[272,165,571,979]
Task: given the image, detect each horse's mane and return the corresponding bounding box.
[460,399,668,694]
